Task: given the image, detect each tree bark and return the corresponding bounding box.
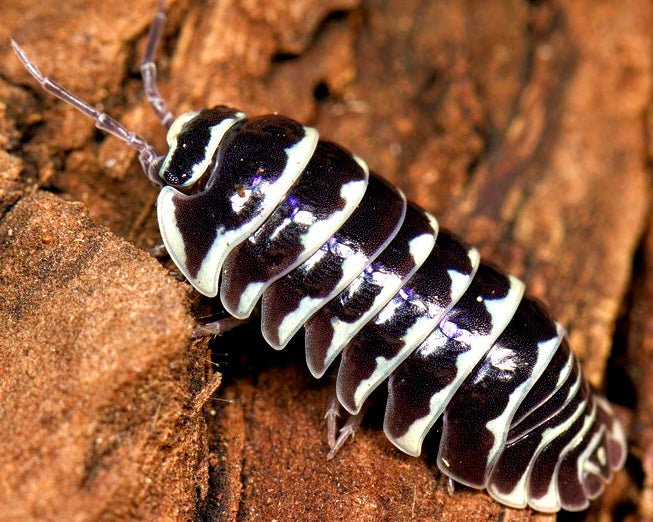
[0,0,649,520]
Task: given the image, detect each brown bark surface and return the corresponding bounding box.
[0,0,650,520]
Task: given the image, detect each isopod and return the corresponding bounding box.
[10,3,626,512]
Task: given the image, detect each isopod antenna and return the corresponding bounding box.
[141,0,175,128]
[10,38,164,187]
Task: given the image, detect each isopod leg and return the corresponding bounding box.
[147,242,169,258]
[192,316,250,338]
[167,268,188,281]
[325,396,369,460]
[325,395,340,449]
[141,0,174,127]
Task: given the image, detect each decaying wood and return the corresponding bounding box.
[0,193,206,519]
[0,0,650,520]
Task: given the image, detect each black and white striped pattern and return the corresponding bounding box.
[10,9,628,513]
[156,106,626,513]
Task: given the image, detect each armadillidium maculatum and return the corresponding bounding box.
[10,4,627,513]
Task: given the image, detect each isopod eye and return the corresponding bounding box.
[159,110,199,186]
[159,107,244,189]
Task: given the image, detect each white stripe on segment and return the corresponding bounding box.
[162,113,244,188]
[526,400,596,512]
[165,110,199,146]
[325,231,438,396]
[594,395,627,470]
[580,427,606,499]
[268,209,407,356]
[481,327,564,485]
[345,247,480,413]
[324,271,404,374]
[158,127,319,299]
[487,399,588,510]
[352,155,369,175]
[509,340,574,432]
[264,295,323,350]
[348,313,443,412]
[268,191,407,362]
[230,178,368,317]
[388,276,525,457]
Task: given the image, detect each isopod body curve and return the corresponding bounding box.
[9,6,627,513]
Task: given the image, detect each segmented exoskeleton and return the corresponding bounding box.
[10,4,626,513]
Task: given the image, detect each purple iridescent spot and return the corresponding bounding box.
[327,237,354,258]
[399,286,416,301]
[440,320,462,339]
[286,195,301,217]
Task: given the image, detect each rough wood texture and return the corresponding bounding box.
[0,0,650,520]
[0,193,207,520]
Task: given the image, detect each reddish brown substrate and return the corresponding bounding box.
[0,0,650,519]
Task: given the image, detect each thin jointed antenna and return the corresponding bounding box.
[141,0,175,128]
[10,38,164,186]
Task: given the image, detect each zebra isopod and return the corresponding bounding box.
[10,4,626,513]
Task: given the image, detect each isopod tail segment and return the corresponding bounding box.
[11,3,627,513]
